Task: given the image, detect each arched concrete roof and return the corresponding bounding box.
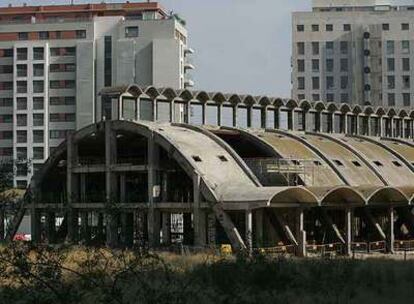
[366,187,410,205]
[268,187,319,206]
[309,186,366,206]
[301,133,384,186]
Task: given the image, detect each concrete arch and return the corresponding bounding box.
[229,94,242,105]
[316,186,366,206]
[195,91,211,103]
[268,187,319,206]
[327,103,338,113]
[387,108,397,117]
[285,99,299,109]
[314,101,326,112]
[299,99,312,111]
[144,86,162,99]
[364,106,374,116]
[367,187,410,206]
[179,89,194,101]
[375,107,386,116]
[273,98,284,108]
[258,96,271,106]
[243,95,257,106]
[399,109,408,118]
[340,103,352,114]
[211,92,227,103]
[161,87,178,99]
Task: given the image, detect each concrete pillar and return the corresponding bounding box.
[274,108,280,129]
[66,133,79,243]
[193,173,206,247]
[0,209,5,241]
[344,114,348,134]
[247,106,252,128]
[245,209,253,253]
[207,212,216,246]
[232,105,238,127]
[261,107,267,129]
[31,209,41,243]
[46,212,56,244]
[388,207,395,254]
[255,209,264,248]
[80,174,86,203]
[120,174,126,203]
[217,104,222,126]
[295,208,306,257]
[402,119,406,139]
[134,210,146,247]
[147,133,160,247]
[345,208,353,256]
[290,109,295,131]
[80,212,90,244]
[161,212,171,245]
[106,212,119,248]
[367,116,372,136]
[201,103,207,125]
[331,112,335,133]
[105,121,117,203]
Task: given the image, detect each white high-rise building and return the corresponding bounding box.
[0,2,194,188]
[292,0,414,107]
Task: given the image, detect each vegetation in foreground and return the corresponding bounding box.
[0,242,413,304]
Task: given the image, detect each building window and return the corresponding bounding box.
[50,47,76,57]
[326,41,334,55]
[388,93,395,106]
[16,64,27,77]
[403,93,411,106]
[0,114,12,123]
[298,77,305,90]
[297,59,305,72]
[0,98,12,107]
[387,76,395,89]
[312,77,320,90]
[50,80,75,89]
[76,30,87,39]
[16,131,27,143]
[50,130,71,139]
[33,113,44,127]
[340,93,349,103]
[33,130,44,143]
[0,65,13,74]
[17,48,28,61]
[104,36,112,87]
[402,40,410,54]
[297,42,305,55]
[326,24,333,31]
[386,41,394,55]
[33,80,44,93]
[340,58,348,72]
[16,97,27,110]
[326,59,334,72]
[311,24,319,32]
[49,113,75,122]
[55,31,62,39]
[340,76,348,89]
[312,59,319,72]
[312,94,320,101]
[33,64,44,77]
[387,58,395,71]
[326,76,334,90]
[16,81,27,94]
[402,23,410,31]
[382,23,390,31]
[50,96,75,106]
[403,75,410,89]
[16,114,27,127]
[39,31,49,40]
[326,93,334,102]
[340,41,348,54]
[125,26,139,38]
[403,58,410,71]
[343,24,351,31]
[33,147,44,160]
[0,49,13,58]
[312,42,319,55]
[16,147,27,160]
[33,97,44,110]
[18,32,28,41]
[297,24,304,32]
[33,47,44,60]
[297,94,305,100]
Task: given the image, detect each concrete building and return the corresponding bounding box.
[3,85,414,256]
[0,2,193,188]
[292,0,414,107]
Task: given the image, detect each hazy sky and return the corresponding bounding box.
[10,0,311,97]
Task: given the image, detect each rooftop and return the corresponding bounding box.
[312,0,414,8]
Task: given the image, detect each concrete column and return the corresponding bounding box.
[402,119,406,139]
[255,209,264,248]
[355,115,360,135]
[147,133,160,247]
[80,174,86,203]
[106,212,119,248]
[232,105,238,127]
[134,210,146,247]
[0,209,5,241]
[390,117,394,137]
[31,209,41,243]
[245,209,253,253]
[274,108,280,129]
[344,114,348,134]
[120,174,126,203]
[105,121,117,203]
[379,117,384,137]
[207,212,216,246]
[202,103,207,125]
[295,208,306,257]
[331,113,335,133]
[80,212,90,244]
[261,107,267,129]
[193,173,206,247]
[46,212,56,244]
[66,134,79,243]
[367,116,372,136]
[161,212,171,245]
[388,207,395,254]
[247,106,252,128]
[290,109,295,131]
[217,104,222,126]
[345,208,353,256]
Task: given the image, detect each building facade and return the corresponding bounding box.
[292,0,414,107]
[0,2,193,188]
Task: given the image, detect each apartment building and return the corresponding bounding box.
[0,2,194,188]
[292,0,414,107]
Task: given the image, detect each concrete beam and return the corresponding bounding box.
[267,210,298,246]
[345,208,353,256]
[388,207,395,254]
[319,209,346,244]
[212,204,247,253]
[362,209,387,240]
[246,209,253,253]
[193,173,206,247]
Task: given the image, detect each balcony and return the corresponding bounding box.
[184,62,195,71]
[184,79,194,88]
[184,47,195,55]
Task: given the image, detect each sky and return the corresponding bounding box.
[9,0,311,97]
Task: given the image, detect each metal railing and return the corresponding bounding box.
[394,240,414,252]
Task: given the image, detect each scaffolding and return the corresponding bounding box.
[243,158,321,186]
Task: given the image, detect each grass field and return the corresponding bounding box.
[0,243,413,303]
